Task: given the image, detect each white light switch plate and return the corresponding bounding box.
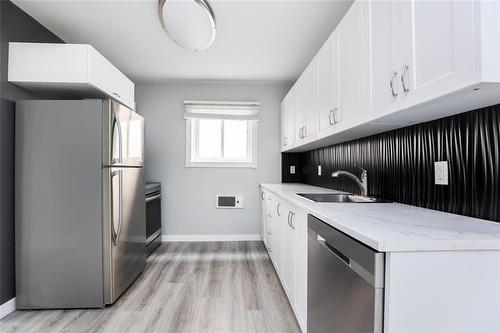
[290,165,295,174]
[318,165,322,176]
[434,161,448,185]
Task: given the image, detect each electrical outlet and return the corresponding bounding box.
[290,165,295,174]
[434,161,448,185]
[318,165,322,176]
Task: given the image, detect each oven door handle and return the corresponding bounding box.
[146,193,161,202]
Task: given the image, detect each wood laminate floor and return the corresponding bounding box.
[0,241,301,333]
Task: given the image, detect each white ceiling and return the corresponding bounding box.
[13,0,353,83]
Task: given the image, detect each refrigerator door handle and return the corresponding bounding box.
[111,170,123,245]
[111,112,123,165]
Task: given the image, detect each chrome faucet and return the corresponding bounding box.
[332,165,368,197]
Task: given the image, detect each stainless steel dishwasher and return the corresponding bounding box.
[308,215,385,333]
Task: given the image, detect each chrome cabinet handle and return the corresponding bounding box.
[302,127,307,138]
[401,64,409,93]
[287,211,292,227]
[298,128,302,139]
[329,108,339,126]
[290,212,295,229]
[276,203,281,216]
[268,247,272,253]
[390,71,398,97]
[261,192,265,200]
[283,137,288,146]
[112,92,121,98]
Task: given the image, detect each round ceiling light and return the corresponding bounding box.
[158,0,216,52]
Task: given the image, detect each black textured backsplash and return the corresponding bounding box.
[282,103,500,223]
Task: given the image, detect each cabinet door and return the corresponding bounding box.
[337,0,366,124]
[281,93,295,151]
[303,62,318,140]
[260,190,266,245]
[262,192,273,249]
[281,205,297,301]
[294,79,306,144]
[294,208,308,331]
[318,33,340,134]
[273,199,284,275]
[408,0,475,99]
[88,46,135,109]
[366,0,409,115]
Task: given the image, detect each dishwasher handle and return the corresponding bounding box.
[316,235,351,267]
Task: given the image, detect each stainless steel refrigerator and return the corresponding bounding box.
[15,99,146,309]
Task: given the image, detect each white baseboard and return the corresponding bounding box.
[161,234,262,242]
[0,298,16,319]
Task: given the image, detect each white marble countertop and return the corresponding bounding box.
[260,183,500,252]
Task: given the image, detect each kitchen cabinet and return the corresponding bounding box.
[261,191,283,275]
[407,1,475,103]
[262,183,500,333]
[294,207,308,330]
[366,0,476,117]
[365,0,410,115]
[294,63,318,145]
[281,91,296,150]
[281,0,500,152]
[8,43,135,109]
[336,0,366,125]
[260,189,307,332]
[317,33,340,136]
[281,203,297,300]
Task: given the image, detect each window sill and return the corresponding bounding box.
[185,161,257,169]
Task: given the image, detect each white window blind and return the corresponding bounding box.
[183,100,260,121]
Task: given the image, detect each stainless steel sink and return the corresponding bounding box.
[297,193,391,203]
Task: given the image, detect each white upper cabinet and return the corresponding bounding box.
[281,0,500,152]
[336,0,366,126]
[367,0,477,118]
[365,1,411,115]
[8,43,135,109]
[317,33,340,136]
[405,0,476,103]
[281,92,296,151]
[294,63,318,145]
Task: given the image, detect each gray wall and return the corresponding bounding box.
[0,0,63,305]
[136,82,288,237]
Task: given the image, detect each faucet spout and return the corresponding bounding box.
[331,167,368,197]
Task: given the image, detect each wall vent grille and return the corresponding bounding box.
[216,195,243,209]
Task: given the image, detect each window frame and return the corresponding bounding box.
[185,117,258,168]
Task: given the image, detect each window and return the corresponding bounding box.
[185,101,259,168]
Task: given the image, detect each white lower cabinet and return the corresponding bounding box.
[294,207,308,331]
[261,187,500,333]
[261,189,307,332]
[281,203,297,301]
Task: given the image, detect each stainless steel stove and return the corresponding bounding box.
[145,182,161,255]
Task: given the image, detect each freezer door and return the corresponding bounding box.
[103,167,146,304]
[103,100,145,167]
